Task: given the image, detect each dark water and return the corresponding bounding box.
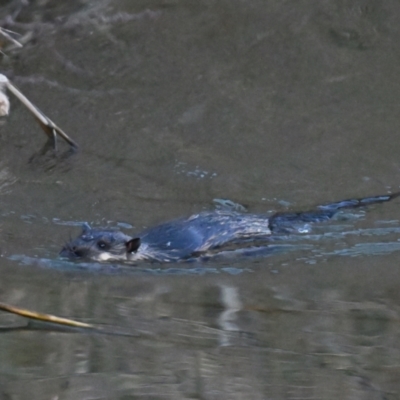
[1,0,400,398]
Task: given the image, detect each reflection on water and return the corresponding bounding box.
[1,257,399,399]
[9,253,252,275]
[1,0,400,398]
[3,218,400,397]
[0,164,17,194]
[3,198,400,399]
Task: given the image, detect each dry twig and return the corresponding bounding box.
[0,74,79,150]
[0,27,23,49]
[0,301,93,329]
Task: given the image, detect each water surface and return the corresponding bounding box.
[1,1,400,399]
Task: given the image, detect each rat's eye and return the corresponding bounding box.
[97,240,109,250]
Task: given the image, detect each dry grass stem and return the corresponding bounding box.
[0,73,78,149]
[0,301,94,329]
[0,27,23,49]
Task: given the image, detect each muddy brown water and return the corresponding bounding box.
[0,0,400,399]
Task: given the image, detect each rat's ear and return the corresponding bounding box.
[126,238,141,253]
[82,222,91,234]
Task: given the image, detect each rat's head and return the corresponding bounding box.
[60,223,141,262]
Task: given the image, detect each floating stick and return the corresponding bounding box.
[0,301,93,329]
[0,74,78,150]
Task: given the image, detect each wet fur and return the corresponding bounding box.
[60,193,399,263]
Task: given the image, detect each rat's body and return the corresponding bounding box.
[60,193,399,263]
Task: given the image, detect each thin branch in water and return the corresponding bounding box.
[0,301,94,329]
[0,73,79,150]
[0,27,23,48]
[0,301,139,336]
